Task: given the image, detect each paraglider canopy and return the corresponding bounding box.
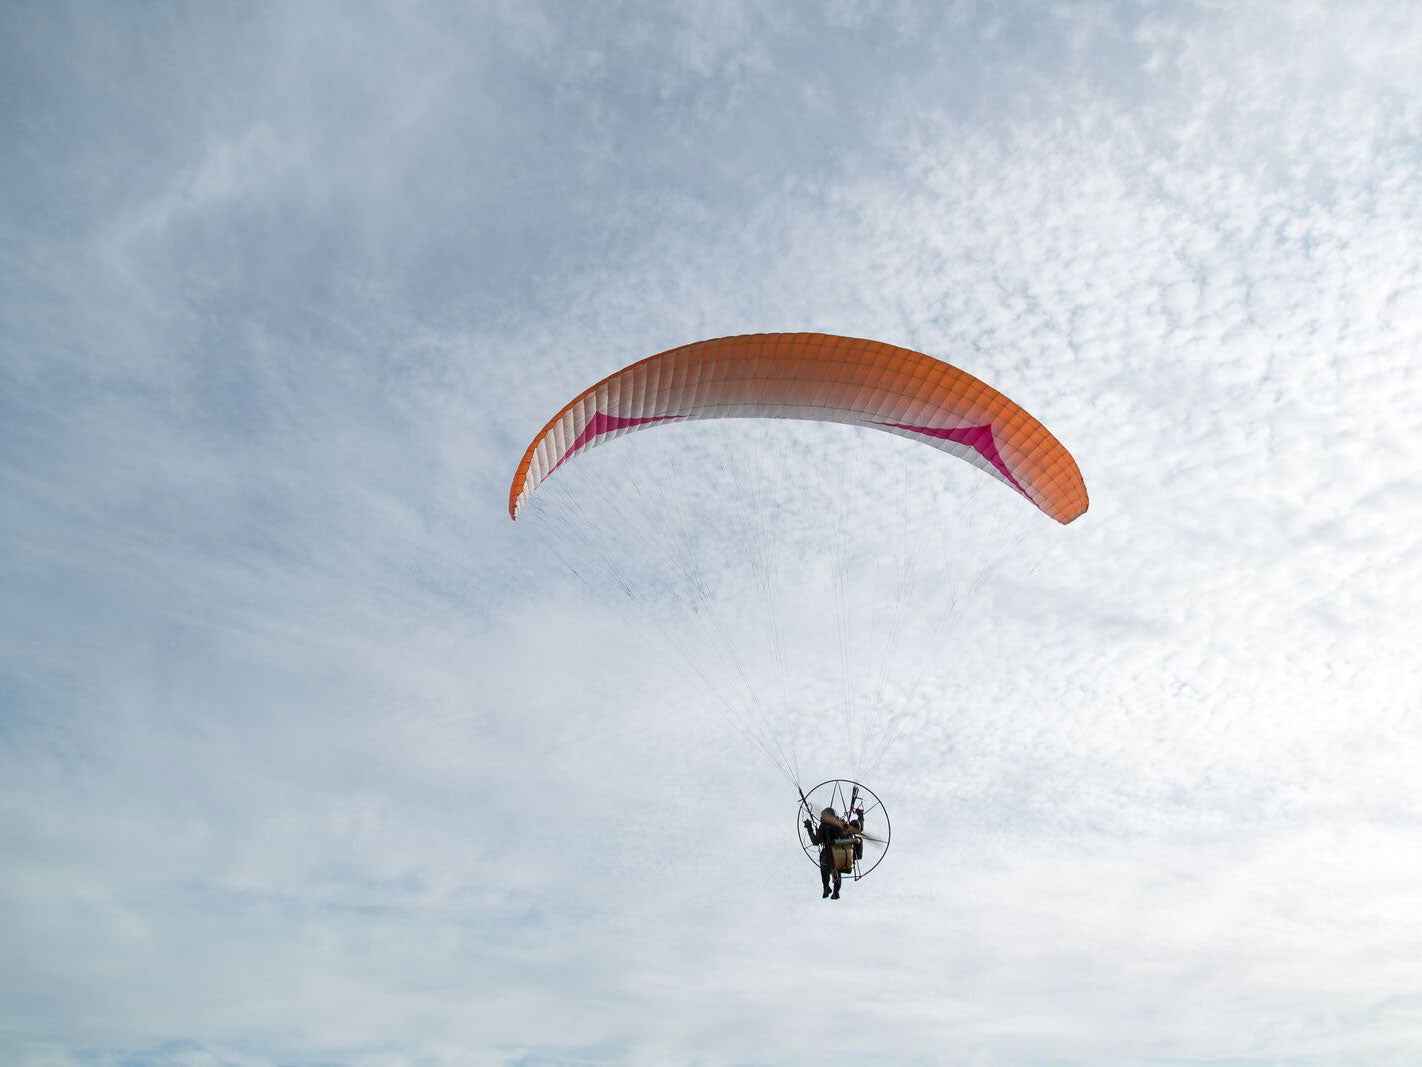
[509,332,1088,524]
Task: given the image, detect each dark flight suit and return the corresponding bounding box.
[807,819,849,897]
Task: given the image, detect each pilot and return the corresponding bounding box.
[804,806,862,899]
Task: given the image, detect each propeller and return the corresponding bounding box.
[807,810,887,846]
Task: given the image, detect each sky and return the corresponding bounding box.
[3,2,1421,1064]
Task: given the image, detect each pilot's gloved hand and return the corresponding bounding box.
[803,818,814,832]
